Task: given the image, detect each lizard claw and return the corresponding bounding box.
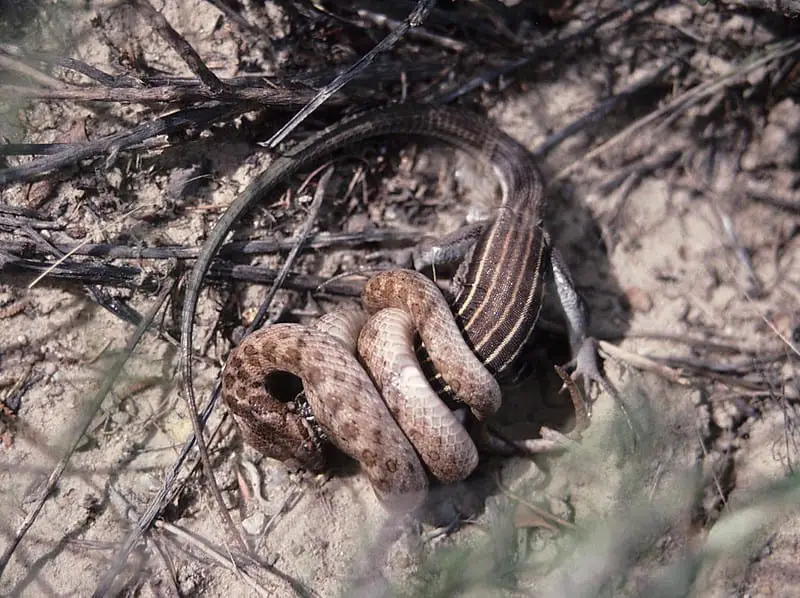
[571,338,618,401]
[563,338,639,439]
[557,337,622,433]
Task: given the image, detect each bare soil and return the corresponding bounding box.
[1,1,798,596]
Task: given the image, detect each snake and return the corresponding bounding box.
[181,104,607,510]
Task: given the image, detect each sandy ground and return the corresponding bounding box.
[1,1,798,596]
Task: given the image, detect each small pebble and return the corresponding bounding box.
[241,511,266,536]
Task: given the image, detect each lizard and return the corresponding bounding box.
[180,103,614,507]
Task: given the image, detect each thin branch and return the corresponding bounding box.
[21,226,143,325]
[0,52,62,88]
[355,7,468,52]
[132,0,226,92]
[533,52,690,157]
[247,165,333,331]
[92,393,221,598]
[0,252,367,297]
[434,0,661,104]
[0,250,146,289]
[265,0,436,149]
[156,521,314,597]
[555,38,800,180]
[0,104,243,186]
[0,83,317,104]
[747,184,800,215]
[4,228,421,260]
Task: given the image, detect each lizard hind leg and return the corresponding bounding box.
[543,237,621,414]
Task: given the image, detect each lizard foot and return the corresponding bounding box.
[561,338,624,430]
[563,338,637,437]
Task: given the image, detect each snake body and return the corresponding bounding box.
[222,271,497,510]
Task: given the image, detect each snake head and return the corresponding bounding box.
[222,361,327,472]
[227,396,327,472]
